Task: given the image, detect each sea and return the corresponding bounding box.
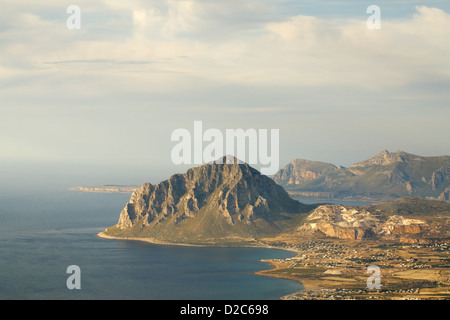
[0,181,304,300]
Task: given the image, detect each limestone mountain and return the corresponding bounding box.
[274,150,450,201]
[100,156,313,244]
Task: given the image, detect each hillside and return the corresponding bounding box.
[366,196,450,216]
[274,150,450,201]
[99,156,314,244]
[295,197,450,242]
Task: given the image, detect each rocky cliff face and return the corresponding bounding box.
[102,156,311,243]
[273,159,342,185]
[273,159,353,186]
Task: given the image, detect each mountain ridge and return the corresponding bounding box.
[274,150,450,201]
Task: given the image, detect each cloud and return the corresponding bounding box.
[2,2,449,89]
[43,59,153,65]
[256,6,450,88]
[1,1,449,170]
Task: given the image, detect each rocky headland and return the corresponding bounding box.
[99,156,313,244]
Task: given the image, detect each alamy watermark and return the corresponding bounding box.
[66,5,81,30]
[66,265,81,290]
[170,121,279,176]
[366,265,381,289]
[65,5,380,31]
[367,5,381,30]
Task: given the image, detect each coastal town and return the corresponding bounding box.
[256,237,450,300]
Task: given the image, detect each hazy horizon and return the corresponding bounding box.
[1,148,448,192]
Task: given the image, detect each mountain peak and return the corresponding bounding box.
[352,150,414,167]
[189,155,261,183]
[100,158,310,244]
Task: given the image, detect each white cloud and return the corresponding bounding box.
[2,2,449,89]
[1,1,449,169]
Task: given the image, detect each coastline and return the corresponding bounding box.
[253,258,315,291]
[97,231,450,300]
[96,231,307,298]
[97,231,298,251]
[97,231,212,247]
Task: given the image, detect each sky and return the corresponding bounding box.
[1,0,450,187]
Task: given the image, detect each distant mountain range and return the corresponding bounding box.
[273,150,450,202]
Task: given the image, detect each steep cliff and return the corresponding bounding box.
[100,156,313,243]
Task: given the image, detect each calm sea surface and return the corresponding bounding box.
[0,188,303,300]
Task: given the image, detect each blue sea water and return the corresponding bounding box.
[0,187,303,300]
